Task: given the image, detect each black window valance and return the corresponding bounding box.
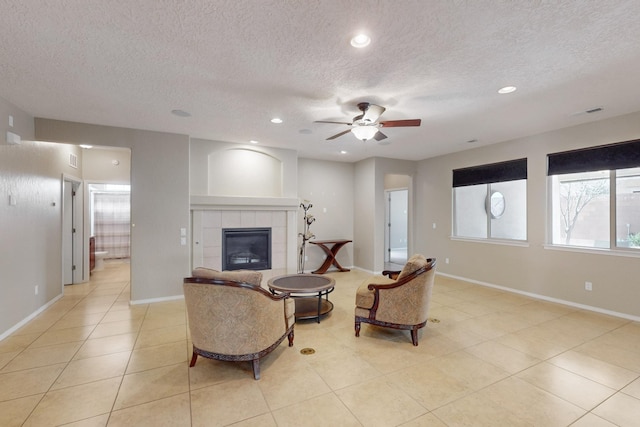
[547,138,640,176]
[453,158,527,187]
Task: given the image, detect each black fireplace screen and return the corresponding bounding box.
[222,228,272,271]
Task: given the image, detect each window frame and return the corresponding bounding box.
[546,139,640,254]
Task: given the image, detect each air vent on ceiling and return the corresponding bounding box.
[69,153,78,169]
[585,107,603,114]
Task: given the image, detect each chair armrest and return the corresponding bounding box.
[381,270,400,280]
[184,277,291,301]
[368,266,429,291]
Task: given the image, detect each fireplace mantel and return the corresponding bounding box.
[190,195,299,273]
[190,195,299,211]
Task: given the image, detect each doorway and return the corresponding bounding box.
[63,176,83,285]
[385,188,409,265]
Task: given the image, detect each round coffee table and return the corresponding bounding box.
[268,274,335,323]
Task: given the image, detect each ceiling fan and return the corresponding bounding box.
[315,102,421,142]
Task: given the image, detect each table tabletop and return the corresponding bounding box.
[267,274,335,293]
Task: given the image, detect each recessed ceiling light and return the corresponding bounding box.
[171,109,191,117]
[498,86,517,94]
[249,140,259,144]
[340,150,348,154]
[270,118,283,124]
[79,144,93,149]
[351,33,371,48]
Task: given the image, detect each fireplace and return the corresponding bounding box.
[222,228,272,271]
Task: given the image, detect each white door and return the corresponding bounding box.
[386,189,408,264]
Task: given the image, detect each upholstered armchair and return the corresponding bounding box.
[355,255,436,346]
[183,268,295,380]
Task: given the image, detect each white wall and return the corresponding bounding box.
[415,111,640,318]
[82,147,131,183]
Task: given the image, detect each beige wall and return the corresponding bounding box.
[35,119,190,303]
[82,147,131,183]
[297,158,355,271]
[0,97,85,336]
[415,111,640,318]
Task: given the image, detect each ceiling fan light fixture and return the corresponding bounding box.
[350,34,371,48]
[351,126,378,141]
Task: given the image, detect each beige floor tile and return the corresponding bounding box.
[51,351,131,389]
[0,350,19,370]
[548,350,638,389]
[126,341,188,374]
[575,335,640,372]
[188,357,255,390]
[592,392,640,426]
[433,350,510,390]
[570,413,618,427]
[89,319,143,339]
[23,377,121,426]
[388,363,472,410]
[257,363,331,410]
[464,340,541,374]
[0,363,66,401]
[621,377,640,399]
[49,312,105,330]
[271,392,361,427]
[63,413,110,426]
[351,337,434,374]
[190,379,269,427]
[107,393,191,427]
[113,363,189,410]
[482,377,585,426]
[74,333,137,360]
[101,306,147,323]
[1,341,82,372]
[432,391,535,427]
[134,324,187,349]
[400,412,448,426]
[516,362,616,410]
[306,347,381,390]
[28,325,95,348]
[496,328,575,360]
[337,376,428,426]
[228,413,277,427]
[0,394,43,427]
[0,333,41,353]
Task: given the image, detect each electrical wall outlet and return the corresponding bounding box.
[35,285,39,295]
[445,258,450,264]
[585,281,593,291]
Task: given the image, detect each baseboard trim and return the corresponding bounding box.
[0,294,63,341]
[130,294,184,305]
[437,272,640,322]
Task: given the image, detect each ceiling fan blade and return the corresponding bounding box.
[326,129,352,140]
[374,131,387,141]
[362,104,386,123]
[314,120,352,125]
[379,119,421,128]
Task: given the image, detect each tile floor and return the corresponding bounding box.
[1,261,640,426]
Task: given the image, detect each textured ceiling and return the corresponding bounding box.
[2,1,640,162]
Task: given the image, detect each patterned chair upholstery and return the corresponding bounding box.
[355,255,436,346]
[183,267,295,379]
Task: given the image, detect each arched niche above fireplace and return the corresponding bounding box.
[208,148,282,197]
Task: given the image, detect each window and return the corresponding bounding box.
[453,158,527,241]
[548,139,640,250]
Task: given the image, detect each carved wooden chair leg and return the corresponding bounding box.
[355,319,361,337]
[189,352,198,367]
[287,330,294,346]
[252,359,260,380]
[411,328,419,346]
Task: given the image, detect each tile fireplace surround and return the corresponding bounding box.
[190,196,299,273]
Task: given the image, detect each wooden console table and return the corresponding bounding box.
[310,239,352,274]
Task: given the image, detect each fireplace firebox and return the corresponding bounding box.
[222,228,272,271]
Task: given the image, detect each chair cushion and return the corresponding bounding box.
[192,267,263,287]
[397,254,428,280]
[355,275,394,309]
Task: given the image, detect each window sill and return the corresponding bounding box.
[543,244,640,258]
[450,236,529,248]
